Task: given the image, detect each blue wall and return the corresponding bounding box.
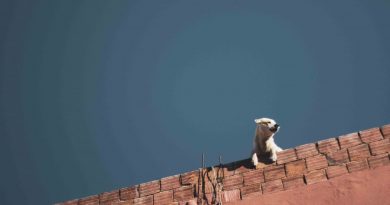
[0,1,389,204]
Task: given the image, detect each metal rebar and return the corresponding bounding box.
[202,153,205,169]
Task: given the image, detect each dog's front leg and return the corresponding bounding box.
[270,149,278,162]
[251,152,259,166]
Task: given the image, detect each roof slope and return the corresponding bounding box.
[57,124,390,205]
[229,165,390,205]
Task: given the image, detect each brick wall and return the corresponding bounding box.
[57,124,390,205]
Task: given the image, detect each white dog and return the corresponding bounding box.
[251,117,283,166]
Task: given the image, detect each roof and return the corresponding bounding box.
[57,124,390,205]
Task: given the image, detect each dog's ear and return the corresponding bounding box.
[254,119,262,124]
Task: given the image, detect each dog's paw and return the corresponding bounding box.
[252,162,258,168]
[270,155,277,162]
[252,159,258,167]
[256,163,267,169]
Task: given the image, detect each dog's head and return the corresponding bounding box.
[254,117,280,135]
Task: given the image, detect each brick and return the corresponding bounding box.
[178,199,196,205]
[285,160,306,177]
[282,176,305,190]
[222,162,237,176]
[338,133,361,149]
[347,160,369,173]
[296,143,318,159]
[264,164,286,181]
[326,149,349,165]
[222,174,243,190]
[139,180,160,197]
[174,186,194,202]
[161,175,181,191]
[359,127,383,143]
[133,196,153,205]
[240,183,261,198]
[180,170,199,185]
[381,124,390,139]
[326,165,348,178]
[203,192,222,205]
[205,167,224,185]
[304,170,327,185]
[99,190,120,204]
[241,192,262,200]
[242,169,264,186]
[317,138,340,154]
[120,186,138,201]
[79,195,99,205]
[305,155,328,171]
[234,165,252,175]
[368,154,390,168]
[221,189,241,203]
[222,167,235,177]
[202,179,214,194]
[369,139,390,155]
[276,149,297,164]
[202,169,217,193]
[223,159,252,176]
[114,201,133,205]
[261,179,284,193]
[231,165,252,175]
[56,199,78,205]
[154,190,173,205]
[348,144,370,161]
[204,193,214,204]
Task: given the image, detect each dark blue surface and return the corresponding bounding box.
[0,1,389,204]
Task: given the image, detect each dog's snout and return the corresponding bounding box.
[269,124,279,133]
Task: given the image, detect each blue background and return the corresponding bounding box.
[0,1,389,204]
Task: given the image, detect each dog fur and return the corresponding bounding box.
[251,117,283,166]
